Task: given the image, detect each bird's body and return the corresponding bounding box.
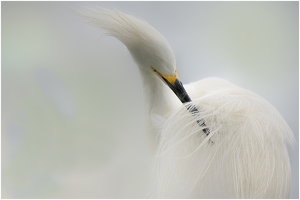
[150,77,293,198]
[77,7,294,198]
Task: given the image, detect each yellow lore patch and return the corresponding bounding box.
[151,67,179,85]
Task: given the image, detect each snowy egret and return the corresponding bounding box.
[76,7,294,198]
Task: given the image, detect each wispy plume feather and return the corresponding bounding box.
[148,78,294,198]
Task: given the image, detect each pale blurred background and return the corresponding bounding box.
[2,1,298,198]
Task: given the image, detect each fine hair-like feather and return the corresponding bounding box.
[75,7,176,76]
[148,78,294,198]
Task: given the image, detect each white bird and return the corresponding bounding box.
[76,7,294,198]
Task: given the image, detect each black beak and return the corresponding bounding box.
[160,75,211,137]
[162,76,191,104]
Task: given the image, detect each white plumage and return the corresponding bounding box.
[150,78,293,198]
[76,7,294,198]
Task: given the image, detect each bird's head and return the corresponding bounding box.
[78,7,191,103]
[112,10,191,104]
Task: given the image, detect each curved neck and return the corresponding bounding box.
[138,68,181,120]
[138,67,181,153]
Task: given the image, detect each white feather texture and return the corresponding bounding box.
[149,78,294,198]
[76,7,294,198]
[76,7,176,76]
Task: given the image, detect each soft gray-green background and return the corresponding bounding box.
[2,1,298,198]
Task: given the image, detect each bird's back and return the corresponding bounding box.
[150,77,294,198]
